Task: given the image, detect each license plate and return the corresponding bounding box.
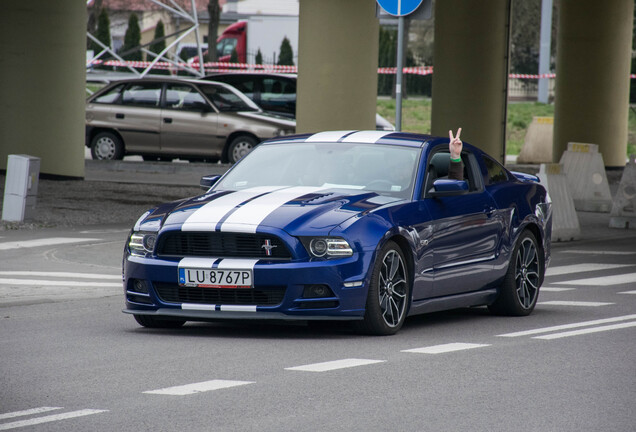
[179,268,253,288]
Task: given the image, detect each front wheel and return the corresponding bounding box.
[356,241,410,335]
[227,135,257,164]
[488,230,542,316]
[91,131,124,160]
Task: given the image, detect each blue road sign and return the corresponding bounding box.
[376,0,424,16]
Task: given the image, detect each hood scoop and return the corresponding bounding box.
[297,192,336,204]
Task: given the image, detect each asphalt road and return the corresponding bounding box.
[1,224,635,431]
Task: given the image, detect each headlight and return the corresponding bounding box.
[128,231,157,257]
[301,237,353,258]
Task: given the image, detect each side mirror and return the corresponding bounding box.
[200,175,221,190]
[429,179,469,197]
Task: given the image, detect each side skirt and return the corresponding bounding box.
[407,289,498,316]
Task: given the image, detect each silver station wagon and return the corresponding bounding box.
[85,77,296,163]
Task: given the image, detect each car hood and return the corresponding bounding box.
[138,186,403,236]
[235,111,296,128]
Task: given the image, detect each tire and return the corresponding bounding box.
[227,135,257,164]
[91,131,124,160]
[488,230,542,316]
[133,314,186,328]
[356,240,410,335]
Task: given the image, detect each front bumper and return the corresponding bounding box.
[123,252,372,322]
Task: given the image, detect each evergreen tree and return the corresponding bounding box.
[121,13,142,61]
[277,37,294,66]
[149,20,166,57]
[255,49,263,65]
[91,8,111,55]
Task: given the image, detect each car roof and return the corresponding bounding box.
[204,72,297,79]
[264,130,449,149]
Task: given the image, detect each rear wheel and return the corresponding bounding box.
[488,230,542,316]
[227,135,257,164]
[133,314,186,328]
[356,241,410,335]
[91,131,124,160]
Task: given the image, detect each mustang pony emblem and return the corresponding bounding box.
[261,239,277,256]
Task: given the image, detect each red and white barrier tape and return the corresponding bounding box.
[87,60,636,79]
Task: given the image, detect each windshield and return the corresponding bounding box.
[199,84,259,112]
[215,142,421,199]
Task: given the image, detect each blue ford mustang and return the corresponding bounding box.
[123,131,552,335]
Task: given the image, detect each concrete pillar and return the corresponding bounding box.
[296,0,379,133]
[0,0,86,178]
[431,0,511,162]
[553,0,633,167]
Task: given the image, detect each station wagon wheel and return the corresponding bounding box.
[357,240,410,335]
[227,135,257,164]
[91,131,124,160]
[133,314,186,329]
[489,230,542,316]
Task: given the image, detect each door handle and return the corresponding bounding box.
[115,113,124,119]
[163,118,173,124]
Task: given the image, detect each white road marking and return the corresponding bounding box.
[619,290,636,295]
[0,409,107,431]
[533,322,636,340]
[497,314,636,337]
[545,263,632,276]
[285,358,386,372]
[0,271,120,280]
[0,279,121,288]
[0,407,62,420]
[401,343,490,354]
[561,250,636,255]
[538,301,614,307]
[540,287,576,292]
[0,238,100,250]
[554,273,636,286]
[143,379,254,396]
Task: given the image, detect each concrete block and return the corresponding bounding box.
[559,142,613,212]
[537,163,580,241]
[517,117,553,164]
[2,154,40,222]
[609,154,636,229]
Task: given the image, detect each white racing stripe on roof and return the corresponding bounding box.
[341,130,395,143]
[304,130,356,142]
[182,186,285,232]
[220,186,324,233]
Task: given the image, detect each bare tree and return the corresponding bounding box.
[207,0,220,62]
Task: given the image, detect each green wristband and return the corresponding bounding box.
[450,157,462,163]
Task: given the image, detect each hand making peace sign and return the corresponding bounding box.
[449,127,462,160]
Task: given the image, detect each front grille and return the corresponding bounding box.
[156,232,291,259]
[154,282,286,306]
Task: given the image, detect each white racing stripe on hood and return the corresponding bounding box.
[182,186,285,232]
[341,130,394,143]
[304,130,356,142]
[220,186,324,233]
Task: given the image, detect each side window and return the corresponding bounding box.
[261,78,296,115]
[92,83,125,104]
[219,76,255,99]
[164,84,208,111]
[121,83,162,108]
[483,155,509,185]
[422,148,481,198]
